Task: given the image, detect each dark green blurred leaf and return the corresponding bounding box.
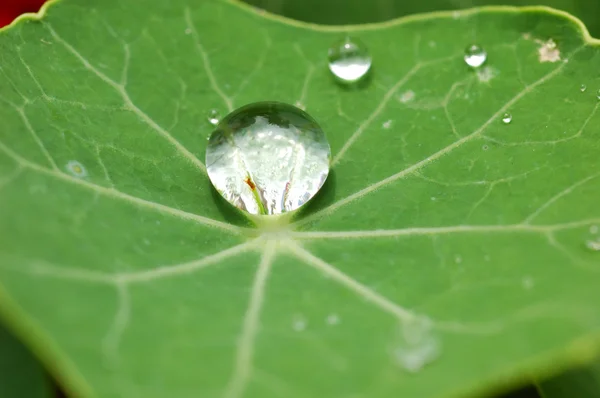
[537,359,600,398]
[244,0,600,37]
[0,323,51,398]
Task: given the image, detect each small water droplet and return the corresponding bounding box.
[328,37,371,83]
[590,225,598,234]
[502,112,512,124]
[207,109,220,126]
[586,239,600,251]
[580,84,587,92]
[399,90,415,103]
[382,119,393,129]
[326,313,340,325]
[522,276,534,290]
[206,101,331,215]
[482,144,489,151]
[292,314,307,331]
[394,316,440,373]
[547,39,557,49]
[464,45,487,68]
[430,196,436,201]
[65,160,87,178]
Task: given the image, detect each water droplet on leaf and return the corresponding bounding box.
[464,45,487,68]
[586,239,600,251]
[205,101,331,215]
[502,112,512,124]
[292,314,307,331]
[580,84,587,92]
[65,160,87,178]
[394,316,440,373]
[328,37,371,83]
[207,109,220,126]
[326,313,340,325]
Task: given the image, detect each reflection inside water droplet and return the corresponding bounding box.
[205,101,331,216]
[394,316,440,373]
[328,37,372,83]
[207,109,220,126]
[502,112,512,124]
[464,45,487,68]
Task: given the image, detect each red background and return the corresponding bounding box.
[0,0,46,27]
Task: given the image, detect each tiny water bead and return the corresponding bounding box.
[207,109,220,126]
[586,239,600,251]
[464,45,487,68]
[65,160,87,178]
[580,84,587,92]
[394,316,440,373]
[328,36,371,83]
[205,101,331,216]
[502,112,512,124]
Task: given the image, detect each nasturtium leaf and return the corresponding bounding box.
[537,359,600,398]
[0,1,599,398]
[0,323,51,398]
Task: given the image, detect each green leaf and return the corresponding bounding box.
[0,323,51,398]
[537,360,600,397]
[244,0,600,37]
[0,1,599,398]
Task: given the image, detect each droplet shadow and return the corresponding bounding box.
[331,68,374,92]
[209,185,255,228]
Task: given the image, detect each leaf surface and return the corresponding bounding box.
[1,1,600,398]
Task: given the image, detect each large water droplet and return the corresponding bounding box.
[464,45,487,68]
[394,316,440,373]
[207,109,220,126]
[502,112,512,124]
[328,37,371,83]
[205,101,331,216]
